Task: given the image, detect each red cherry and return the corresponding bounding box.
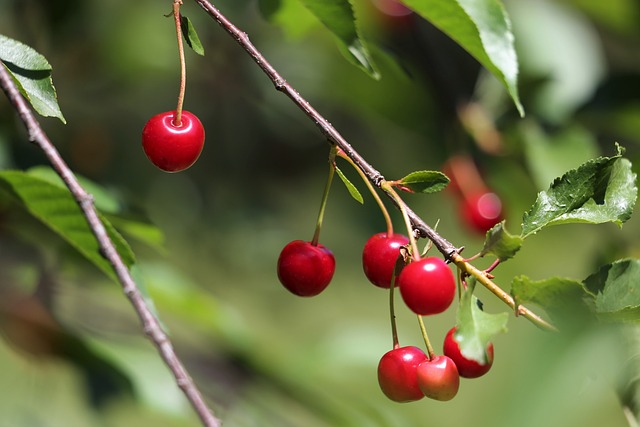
[416,355,460,401]
[362,232,409,288]
[398,257,456,315]
[277,240,335,297]
[443,327,494,378]
[461,191,503,234]
[377,346,428,402]
[142,110,205,172]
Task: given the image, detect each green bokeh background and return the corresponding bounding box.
[1,0,640,425]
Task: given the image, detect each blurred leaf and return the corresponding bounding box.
[180,15,205,56]
[401,0,523,115]
[0,34,66,123]
[584,259,640,322]
[106,215,165,252]
[521,122,600,191]
[480,221,523,262]
[258,0,282,20]
[398,170,449,193]
[262,0,318,39]
[27,166,121,214]
[511,275,595,326]
[0,171,135,280]
[335,165,363,204]
[521,147,637,237]
[297,0,379,78]
[456,278,508,364]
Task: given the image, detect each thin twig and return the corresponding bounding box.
[0,61,221,427]
[191,0,556,332]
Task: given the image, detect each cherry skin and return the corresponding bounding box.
[362,232,409,288]
[461,191,503,234]
[443,327,494,378]
[416,355,460,401]
[398,257,456,315]
[142,110,205,172]
[277,240,335,297]
[377,346,428,402]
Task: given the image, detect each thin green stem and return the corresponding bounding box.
[312,146,336,246]
[417,315,435,360]
[389,270,399,349]
[336,149,393,236]
[173,0,186,126]
[382,182,420,261]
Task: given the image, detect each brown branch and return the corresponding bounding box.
[0,62,221,427]
[191,0,556,332]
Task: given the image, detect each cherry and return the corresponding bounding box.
[416,355,460,401]
[277,240,335,297]
[377,346,428,402]
[362,232,409,288]
[460,191,503,234]
[142,110,205,172]
[398,257,456,315]
[443,327,494,378]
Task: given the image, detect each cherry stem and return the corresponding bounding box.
[173,0,186,126]
[383,182,420,261]
[389,267,400,349]
[417,315,435,360]
[336,149,393,236]
[312,146,336,246]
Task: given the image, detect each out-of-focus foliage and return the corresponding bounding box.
[1,0,640,426]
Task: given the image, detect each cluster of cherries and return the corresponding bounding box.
[277,229,495,403]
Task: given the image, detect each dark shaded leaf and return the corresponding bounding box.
[584,259,640,322]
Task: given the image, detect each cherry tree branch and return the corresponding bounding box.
[0,62,221,427]
[191,0,556,332]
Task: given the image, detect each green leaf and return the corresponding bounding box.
[479,221,523,262]
[511,275,595,326]
[400,0,523,115]
[180,15,205,56]
[258,0,283,20]
[296,0,379,78]
[398,170,449,193]
[584,259,640,322]
[455,278,508,364]
[0,34,66,123]
[335,165,363,204]
[26,166,122,214]
[0,170,135,280]
[521,147,637,238]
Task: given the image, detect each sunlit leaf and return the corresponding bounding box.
[297,0,379,78]
[0,171,135,280]
[398,170,449,193]
[180,15,205,56]
[511,275,595,326]
[400,0,523,115]
[456,278,508,364]
[335,165,363,204]
[0,34,66,123]
[584,259,640,322]
[480,221,523,262]
[521,146,637,237]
